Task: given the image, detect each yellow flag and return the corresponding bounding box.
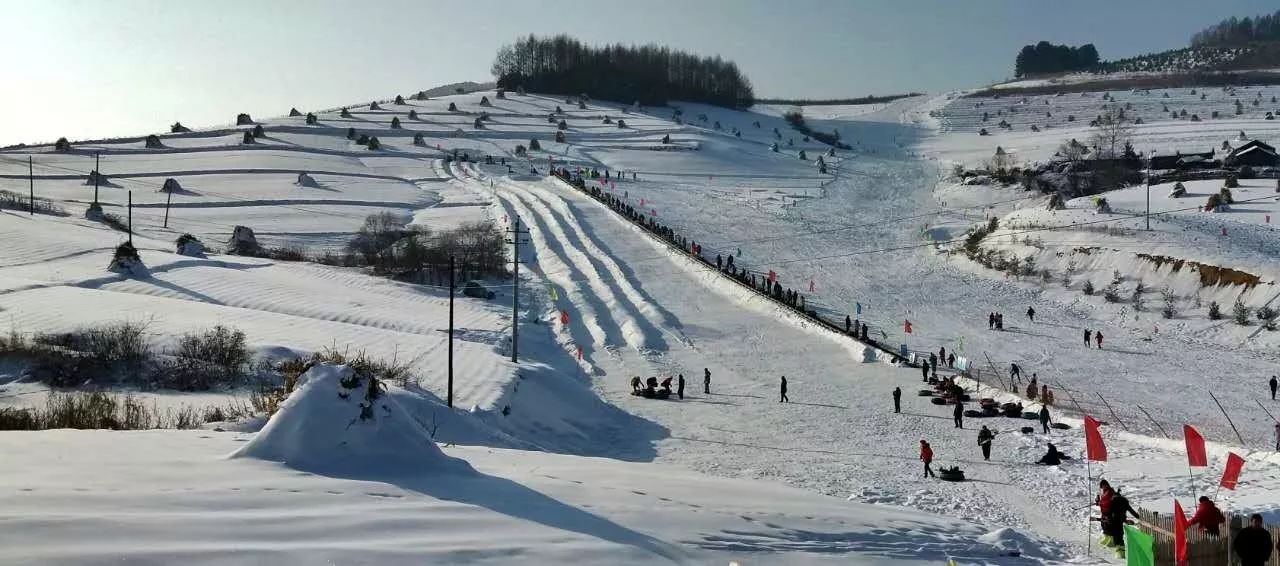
[549,286,558,301]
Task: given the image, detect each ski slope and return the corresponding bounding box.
[3,85,1280,563]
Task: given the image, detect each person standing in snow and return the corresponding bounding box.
[988,312,996,330]
[861,322,869,341]
[779,376,789,403]
[977,426,996,461]
[939,347,947,365]
[1095,331,1104,349]
[1274,422,1279,451]
[947,352,956,368]
[929,352,937,370]
[1027,306,1036,322]
[1039,405,1052,434]
[1097,480,1116,546]
[921,361,930,382]
[703,368,711,394]
[715,254,722,271]
[1234,513,1274,566]
[845,315,852,334]
[892,386,902,413]
[953,399,964,429]
[920,440,936,478]
[1084,329,1092,347]
[1010,362,1022,383]
[1270,375,1277,401]
[677,374,685,400]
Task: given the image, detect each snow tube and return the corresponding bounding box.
[979,398,997,408]
[938,468,966,482]
[981,407,1000,417]
[1022,412,1040,420]
[1051,422,1071,430]
[1020,426,1035,434]
[917,390,934,397]
[963,409,984,418]
[930,397,947,405]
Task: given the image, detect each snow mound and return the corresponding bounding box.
[976,527,1047,559]
[231,363,471,475]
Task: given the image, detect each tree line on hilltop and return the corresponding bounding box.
[1191,9,1280,47]
[491,34,754,108]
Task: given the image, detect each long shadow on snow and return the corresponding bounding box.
[297,461,685,562]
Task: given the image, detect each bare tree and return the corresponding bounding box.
[1088,106,1134,159]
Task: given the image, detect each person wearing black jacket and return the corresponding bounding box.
[892,386,901,413]
[1039,405,1052,434]
[1105,492,1141,552]
[977,426,995,461]
[953,400,964,428]
[779,376,789,403]
[1270,375,1277,401]
[677,374,685,400]
[703,368,711,394]
[1234,514,1274,566]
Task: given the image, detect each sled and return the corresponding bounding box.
[1022,411,1040,420]
[963,409,984,418]
[631,388,673,400]
[1051,422,1071,430]
[938,467,966,482]
[917,390,934,397]
[930,397,947,406]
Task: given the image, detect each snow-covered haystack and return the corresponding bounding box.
[160,178,182,193]
[390,117,402,129]
[288,107,302,117]
[235,113,253,126]
[107,242,147,276]
[175,233,204,257]
[231,363,471,475]
[226,225,262,256]
[84,170,108,186]
[144,134,164,149]
[305,112,317,125]
[394,95,405,105]
[170,122,190,133]
[408,109,418,120]
[296,172,320,188]
[413,132,425,146]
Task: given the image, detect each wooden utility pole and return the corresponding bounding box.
[93,152,100,206]
[163,187,173,228]
[506,219,529,362]
[127,191,133,245]
[447,255,455,408]
[28,156,33,215]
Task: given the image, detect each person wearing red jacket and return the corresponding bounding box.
[1097,480,1116,547]
[1187,496,1226,537]
[920,440,935,478]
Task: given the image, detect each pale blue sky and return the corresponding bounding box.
[3,0,1276,146]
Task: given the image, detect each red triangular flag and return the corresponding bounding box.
[767,270,777,283]
[1174,499,1189,566]
[1220,452,1245,490]
[1084,415,1107,461]
[560,310,570,325]
[903,320,912,334]
[1184,424,1208,467]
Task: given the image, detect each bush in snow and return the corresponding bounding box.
[664,134,673,145]
[415,91,428,101]
[1233,298,1251,325]
[495,89,505,99]
[555,105,564,114]
[1131,280,1146,311]
[252,124,265,138]
[1046,193,1065,210]
[602,115,612,124]
[1082,280,1095,295]
[408,109,418,120]
[54,137,71,151]
[516,85,526,96]
[578,99,587,110]
[289,107,302,117]
[557,119,568,130]
[528,138,541,150]
[170,122,191,133]
[617,119,627,128]
[1102,283,1120,303]
[413,132,425,146]
[554,130,566,143]
[173,234,204,258]
[394,95,405,105]
[1257,305,1278,330]
[346,127,357,140]
[296,172,320,188]
[1160,287,1176,319]
[369,101,381,110]
[390,117,402,129]
[1219,186,1234,203]
[473,117,484,129]
[1208,301,1222,320]
[1169,182,1186,197]
[448,102,458,112]
[108,241,146,276]
[479,96,491,107]
[514,144,526,155]
[1205,193,1224,212]
[144,134,163,149]
[241,131,255,144]
[160,178,182,193]
[798,149,807,160]
[340,108,352,118]
[367,136,381,150]
[226,226,263,256]
[305,113,318,125]
[356,134,370,145]
[236,113,253,125]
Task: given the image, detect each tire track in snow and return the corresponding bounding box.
[496,178,679,353]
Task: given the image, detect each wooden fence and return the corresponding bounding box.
[1135,509,1280,566]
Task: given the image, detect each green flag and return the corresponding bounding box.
[1123,525,1154,566]
[549,285,559,301]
